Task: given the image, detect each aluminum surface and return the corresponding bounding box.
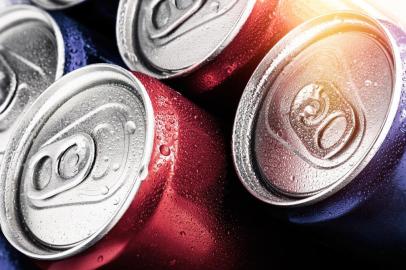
[0,5,64,161]
[117,0,255,78]
[0,64,154,259]
[31,0,85,9]
[232,12,401,206]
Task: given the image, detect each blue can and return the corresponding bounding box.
[32,0,118,41]
[50,10,122,73]
[0,235,31,270]
[232,11,406,261]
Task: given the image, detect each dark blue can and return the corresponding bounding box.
[50,11,123,73]
[32,0,119,41]
[232,11,406,261]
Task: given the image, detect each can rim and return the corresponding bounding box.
[0,5,65,84]
[0,64,155,259]
[31,0,86,10]
[232,11,403,207]
[116,0,256,79]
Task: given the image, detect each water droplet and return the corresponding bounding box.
[125,121,136,134]
[112,163,120,171]
[169,259,177,266]
[97,255,104,263]
[364,80,372,87]
[160,145,171,156]
[210,1,220,11]
[101,186,109,195]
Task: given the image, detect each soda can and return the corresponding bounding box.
[31,0,83,9]
[0,64,247,270]
[232,11,406,258]
[116,0,357,100]
[31,0,119,42]
[0,5,119,162]
[0,0,30,9]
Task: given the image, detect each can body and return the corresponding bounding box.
[51,11,121,73]
[0,8,120,269]
[0,65,250,270]
[232,11,406,261]
[118,0,358,107]
[284,20,406,257]
[58,0,118,41]
[38,73,232,270]
[0,235,29,270]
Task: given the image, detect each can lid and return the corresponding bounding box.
[0,5,65,161]
[0,64,154,259]
[31,0,85,9]
[232,12,402,206]
[117,0,255,79]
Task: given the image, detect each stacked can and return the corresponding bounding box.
[116,0,358,113]
[32,0,120,44]
[0,5,120,161]
[232,11,406,259]
[0,5,123,269]
[0,64,256,270]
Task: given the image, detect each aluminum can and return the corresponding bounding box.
[116,0,358,100]
[0,5,119,162]
[0,0,30,9]
[0,234,30,269]
[0,64,245,270]
[32,0,119,42]
[31,0,83,9]
[232,11,406,258]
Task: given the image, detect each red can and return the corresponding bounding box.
[116,0,354,102]
[0,64,242,270]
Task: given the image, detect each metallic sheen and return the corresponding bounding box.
[117,0,256,78]
[31,0,86,9]
[232,12,400,206]
[0,5,65,161]
[0,64,154,259]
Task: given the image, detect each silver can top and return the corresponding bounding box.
[117,0,255,79]
[0,5,65,161]
[31,0,85,9]
[0,0,31,9]
[0,64,154,259]
[232,12,402,206]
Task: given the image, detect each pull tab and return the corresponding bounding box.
[0,48,17,114]
[289,81,356,160]
[147,0,204,39]
[27,133,95,201]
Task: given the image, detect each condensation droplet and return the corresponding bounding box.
[97,255,104,263]
[125,121,136,134]
[160,145,171,156]
[364,80,372,87]
[112,163,120,171]
[210,1,220,11]
[101,186,109,195]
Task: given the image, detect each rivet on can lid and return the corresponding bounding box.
[0,64,154,259]
[117,0,256,79]
[0,5,65,160]
[232,12,402,206]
